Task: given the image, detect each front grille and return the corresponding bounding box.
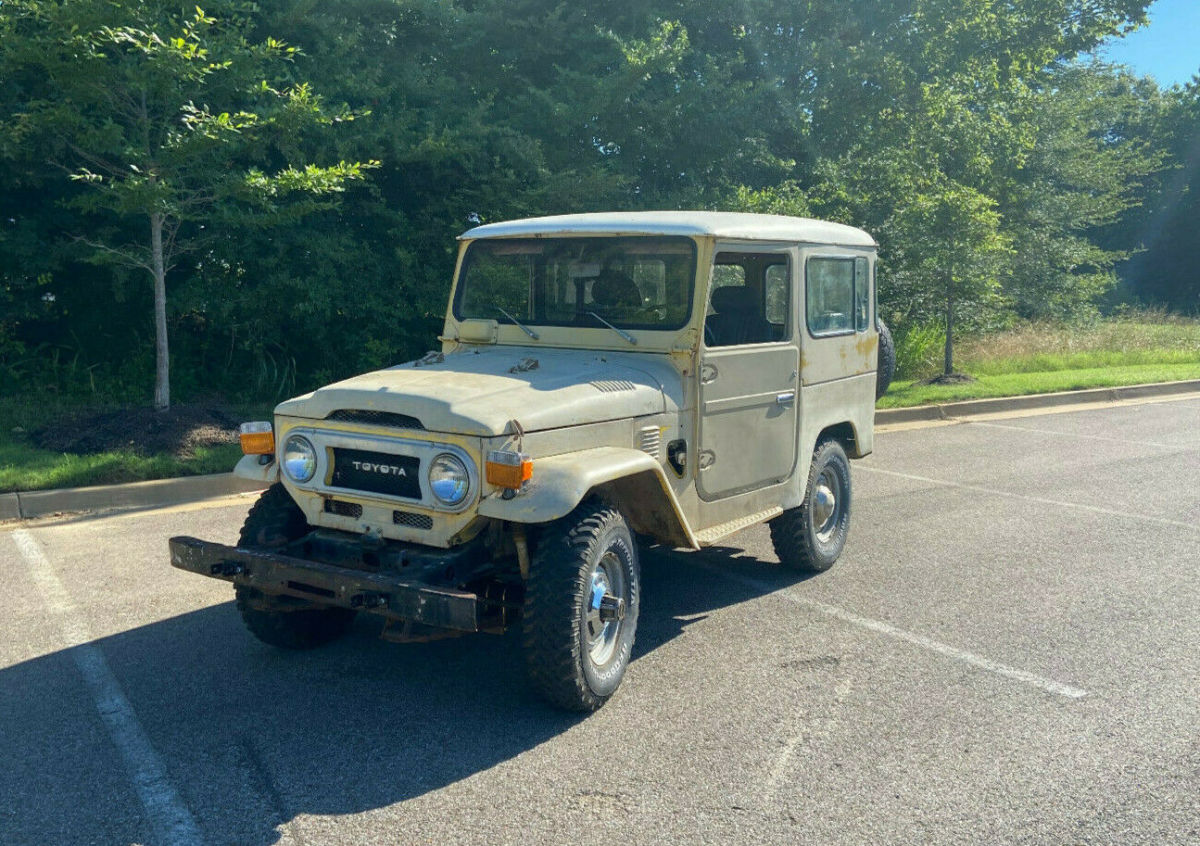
[324,499,363,519]
[325,409,425,430]
[330,448,422,499]
[393,510,433,530]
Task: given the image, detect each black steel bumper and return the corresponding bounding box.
[168,536,479,631]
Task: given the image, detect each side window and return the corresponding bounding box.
[705,252,789,347]
[806,257,855,336]
[765,264,788,325]
[708,265,746,314]
[854,257,870,332]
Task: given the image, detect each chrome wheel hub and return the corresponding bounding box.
[585,551,627,666]
[813,469,839,541]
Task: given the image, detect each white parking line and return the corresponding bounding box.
[760,672,854,809]
[859,465,1198,532]
[706,565,1090,699]
[10,529,203,846]
[966,419,1185,450]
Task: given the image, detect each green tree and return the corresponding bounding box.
[1,1,376,409]
[759,1,1155,371]
[895,183,1012,376]
[999,62,1166,320]
[1109,77,1200,312]
[0,0,1172,403]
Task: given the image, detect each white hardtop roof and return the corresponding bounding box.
[460,211,876,247]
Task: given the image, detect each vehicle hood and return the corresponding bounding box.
[276,346,681,437]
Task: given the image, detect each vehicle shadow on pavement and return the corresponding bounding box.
[634,543,817,655]
[0,544,807,844]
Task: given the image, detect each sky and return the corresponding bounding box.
[1099,0,1200,87]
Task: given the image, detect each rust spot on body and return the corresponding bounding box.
[855,334,879,356]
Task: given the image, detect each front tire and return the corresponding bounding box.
[523,501,641,711]
[769,439,852,572]
[235,484,355,650]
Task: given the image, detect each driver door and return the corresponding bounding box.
[696,245,799,500]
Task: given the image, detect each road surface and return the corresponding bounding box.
[2,396,1198,845]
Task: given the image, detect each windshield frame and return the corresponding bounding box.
[451,235,699,333]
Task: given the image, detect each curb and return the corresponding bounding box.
[2,473,266,521]
[874,378,1200,425]
[0,493,20,521]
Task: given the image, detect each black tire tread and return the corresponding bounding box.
[523,501,631,711]
[238,483,307,549]
[235,484,354,650]
[235,586,355,650]
[769,439,850,573]
[876,319,896,399]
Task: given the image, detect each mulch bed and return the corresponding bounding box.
[918,373,977,386]
[31,404,241,458]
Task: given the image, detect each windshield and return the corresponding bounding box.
[454,236,697,331]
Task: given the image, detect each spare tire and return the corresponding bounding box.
[876,319,896,399]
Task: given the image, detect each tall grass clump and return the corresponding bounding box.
[894,321,946,379]
[957,309,1200,375]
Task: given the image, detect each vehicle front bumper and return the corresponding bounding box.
[168,536,479,631]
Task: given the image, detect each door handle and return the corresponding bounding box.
[700,363,719,384]
[776,391,796,406]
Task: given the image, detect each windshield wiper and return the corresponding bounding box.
[496,306,539,340]
[587,311,638,346]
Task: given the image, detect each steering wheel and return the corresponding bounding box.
[635,304,669,322]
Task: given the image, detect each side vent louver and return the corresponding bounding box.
[638,426,662,459]
[590,380,637,393]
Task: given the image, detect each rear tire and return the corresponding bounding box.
[523,501,640,711]
[235,484,355,650]
[769,439,852,573]
[876,319,896,399]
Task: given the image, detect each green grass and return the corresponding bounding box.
[0,440,244,494]
[878,362,1200,408]
[0,395,269,494]
[881,312,1200,408]
[895,311,1200,373]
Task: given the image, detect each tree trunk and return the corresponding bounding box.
[944,287,954,377]
[151,212,170,411]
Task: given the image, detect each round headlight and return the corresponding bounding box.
[429,453,469,506]
[282,435,317,483]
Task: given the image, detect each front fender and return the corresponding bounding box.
[234,453,280,485]
[477,447,698,549]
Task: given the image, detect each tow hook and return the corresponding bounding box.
[211,560,246,577]
[350,592,389,609]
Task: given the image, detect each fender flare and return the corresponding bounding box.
[234,453,280,485]
[477,447,698,549]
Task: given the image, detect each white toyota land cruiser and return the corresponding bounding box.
[170,211,879,710]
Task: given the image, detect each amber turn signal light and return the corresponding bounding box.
[239,421,275,455]
[486,450,532,489]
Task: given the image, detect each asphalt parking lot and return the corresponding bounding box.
[2,396,1198,846]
